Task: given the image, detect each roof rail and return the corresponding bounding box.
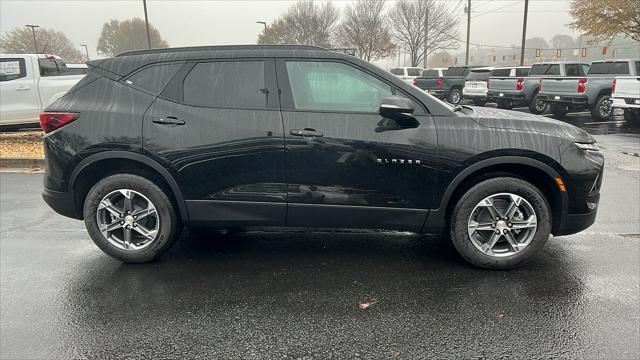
[116,44,327,57]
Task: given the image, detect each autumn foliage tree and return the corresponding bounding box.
[97,18,169,56]
[0,27,83,61]
[569,0,640,42]
[336,0,396,62]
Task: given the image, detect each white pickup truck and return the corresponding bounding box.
[0,54,85,130]
[612,76,640,126]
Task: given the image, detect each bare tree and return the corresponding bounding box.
[0,27,83,61]
[257,0,339,48]
[388,0,460,67]
[335,0,396,62]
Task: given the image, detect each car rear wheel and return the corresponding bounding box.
[448,88,462,105]
[83,174,181,263]
[528,93,548,114]
[591,95,613,120]
[449,177,551,269]
[550,103,569,118]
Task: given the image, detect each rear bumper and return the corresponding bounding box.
[612,97,640,109]
[538,93,588,105]
[42,187,82,220]
[462,90,487,98]
[487,91,525,101]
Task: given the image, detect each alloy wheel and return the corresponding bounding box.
[599,98,612,118]
[96,189,160,250]
[467,193,538,257]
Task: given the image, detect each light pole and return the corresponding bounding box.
[80,44,89,61]
[256,21,267,32]
[143,0,151,49]
[25,24,39,53]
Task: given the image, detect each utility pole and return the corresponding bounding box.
[25,24,39,53]
[465,0,471,65]
[143,0,151,49]
[80,44,89,61]
[423,6,429,68]
[519,0,529,65]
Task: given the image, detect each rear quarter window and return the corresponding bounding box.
[125,62,183,95]
[515,68,530,77]
[0,58,26,81]
[390,68,404,75]
[421,69,438,77]
[588,61,630,75]
[446,67,467,76]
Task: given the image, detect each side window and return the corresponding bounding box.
[38,58,68,76]
[515,68,530,77]
[636,61,640,75]
[390,68,403,75]
[565,64,579,76]
[285,61,392,113]
[183,61,266,109]
[0,58,26,81]
[126,62,182,95]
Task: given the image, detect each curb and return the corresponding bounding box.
[0,158,45,169]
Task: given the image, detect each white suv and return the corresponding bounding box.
[390,67,424,85]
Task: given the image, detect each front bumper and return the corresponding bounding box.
[538,93,588,105]
[555,208,598,236]
[42,187,82,220]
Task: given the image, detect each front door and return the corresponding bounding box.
[276,59,438,231]
[143,59,287,226]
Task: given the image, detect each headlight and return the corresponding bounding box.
[575,142,600,151]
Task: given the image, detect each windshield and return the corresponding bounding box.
[529,64,560,76]
[491,68,511,77]
[466,70,491,80]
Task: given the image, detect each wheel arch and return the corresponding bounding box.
[423,156,568,235]
[69,151,189,221]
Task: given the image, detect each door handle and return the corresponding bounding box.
[152,116,185,126]
[290,128,323,137]
[16,86,30,91]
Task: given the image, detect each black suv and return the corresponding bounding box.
[41,45,603,269]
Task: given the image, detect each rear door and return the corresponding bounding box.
[276,59,438,231]
[142,58,287,225]
[0,57,40,125]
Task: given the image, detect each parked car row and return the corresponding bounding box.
[403,58,640,123]
[0,54,86,130]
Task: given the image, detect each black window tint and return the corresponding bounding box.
[0,58,26,81]
[467,70,491,80]
[565,64,580,76]
[183,61,266,109]
[407,68,422,76]
[546,64,560,75]
[446,67,466,76]
[421,69,438,77]
[127,62,182,94]
[515,68,530,77]
[528,64,548,75]
[67,67,88,75]
[390,68,404,75]
[38,58,68,76]
[491,68,511,77]
[588,61,630,75]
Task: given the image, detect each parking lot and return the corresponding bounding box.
[1,111,639,359]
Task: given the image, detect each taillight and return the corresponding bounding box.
[516,77,524,91]
[39,112,79,133]
[437,77,443,88]
[612,79,617,95]
[412,78,417,86]
[578,78,587,93]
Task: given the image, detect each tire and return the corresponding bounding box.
[528,93,548,114]
[448,88,462,105]
[497,100,513,110]
[449,177,551,270]
[83,174,182,263]
[624,109,640,127]
[550,103,569,118]
[590,94,613,120]
[472,98,487,106]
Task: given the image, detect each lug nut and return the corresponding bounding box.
[133,215,138,220]
[133,223,137,227]
[491,224,496,228]
[495,229,500,234]
[495,217,500,221]
[508,223,512,227]
[503,229,508,234]
[120,221,124,225]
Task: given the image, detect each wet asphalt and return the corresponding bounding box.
[1,115,639,359]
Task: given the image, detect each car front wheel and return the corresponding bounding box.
[83,174,181,263]
[449,177,551,269]
[448,88,462,104]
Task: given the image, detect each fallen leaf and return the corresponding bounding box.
[496,311,507,319]
[357,298,379,310]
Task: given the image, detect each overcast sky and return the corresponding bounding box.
[1,0,577,63]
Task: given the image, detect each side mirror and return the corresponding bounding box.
[377,96,419,132]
